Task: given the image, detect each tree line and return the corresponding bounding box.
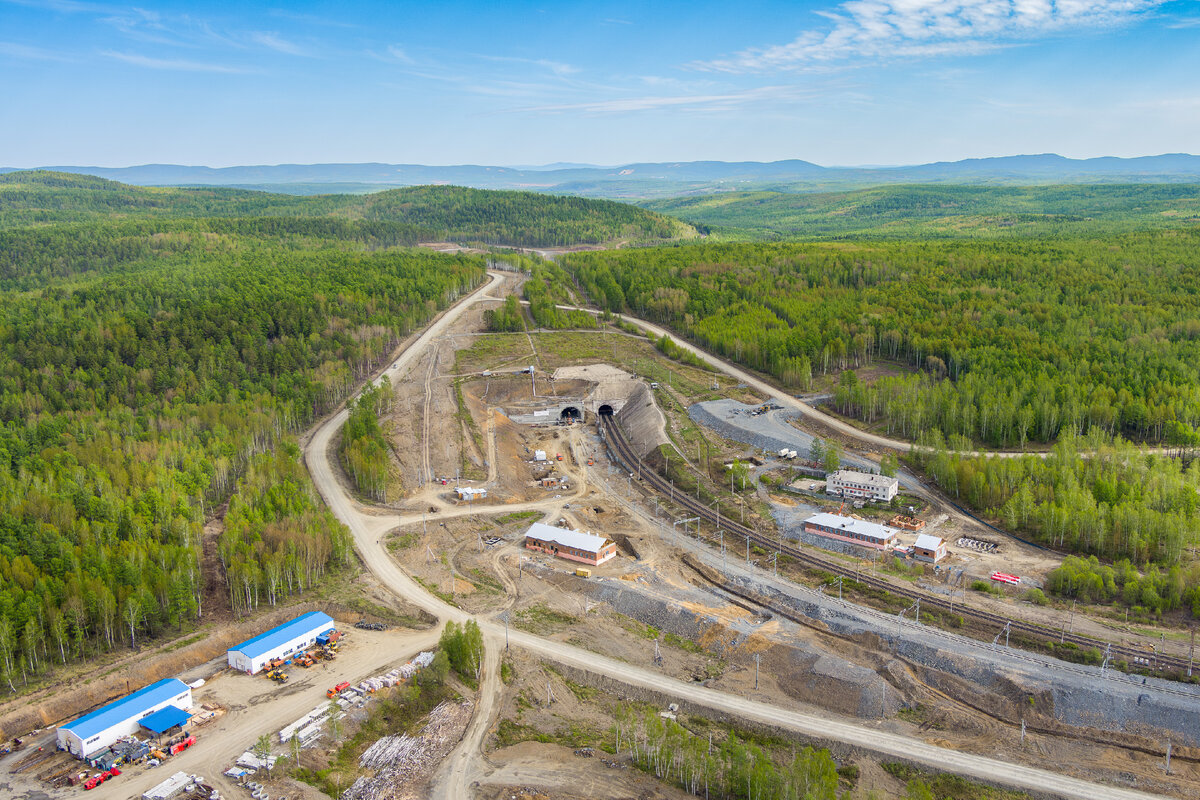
[340,379,395,502]
[0,214,485,689]
[913,430,1200,566]
[0,170,695,248]
[560,233,1200,448]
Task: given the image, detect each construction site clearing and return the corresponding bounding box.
[0,622,448,800]
[10,286,1200,800]
[377,303,1200,797]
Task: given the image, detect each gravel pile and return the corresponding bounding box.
[688,400,873,470]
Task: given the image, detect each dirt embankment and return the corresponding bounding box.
[0,601,435,741]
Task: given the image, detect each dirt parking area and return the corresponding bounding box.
[2,626,439,800]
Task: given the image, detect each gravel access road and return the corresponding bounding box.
[301,273,1165,800]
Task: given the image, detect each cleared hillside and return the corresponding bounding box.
[0,171,697,247]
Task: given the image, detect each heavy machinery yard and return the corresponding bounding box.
[3,270,1197,800]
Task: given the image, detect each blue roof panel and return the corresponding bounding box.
[228,611,335,660]
[61,679,189,740]
[139,705,190,733]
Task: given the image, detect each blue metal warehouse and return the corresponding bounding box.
[56,678,192,758]
[226,611,336,674]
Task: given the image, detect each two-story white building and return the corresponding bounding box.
[826,469,899,503]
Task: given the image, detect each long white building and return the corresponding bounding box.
[57,679,192,759]
[826,469,899,503]
[227,611,335,674]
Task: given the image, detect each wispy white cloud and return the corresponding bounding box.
[248,31,307,56]
[601,18,633,25]
[102,50,248,73]
[268,9,358,29]
[477,54,580,76]
[385,45,415,64]
[0,40,71,60]
[1166,16,1200,28]
[697,0,1167,72]
[506,84,815,114]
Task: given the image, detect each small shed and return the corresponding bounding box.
[913,534,947,563]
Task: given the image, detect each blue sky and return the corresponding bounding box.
[1,0,1198,167]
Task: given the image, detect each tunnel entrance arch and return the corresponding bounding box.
[560,406,582,422]
[598,404,614,416]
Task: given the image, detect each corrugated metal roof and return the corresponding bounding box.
[228,611,335,660]
[138,705,190,734]
[915,534,944,551]
[524,522,609,554]
[804,513,896,542]
[61,679,189,740]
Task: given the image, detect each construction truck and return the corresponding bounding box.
[267,669,288,683]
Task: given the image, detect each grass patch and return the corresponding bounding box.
[452,377,487,481]
[881,762,1033,799]
[513,602,579,635]
[469,567,504,593]
[496,510,541,525]
[494,718,608,750]
[159,632,207,653]
[664,632,702,653]
[414,576,460,608]
[388,531,420,550]
[544,664,600,701]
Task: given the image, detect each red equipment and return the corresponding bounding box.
[990,572,1021,585]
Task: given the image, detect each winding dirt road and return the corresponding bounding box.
[301,272,1164,800]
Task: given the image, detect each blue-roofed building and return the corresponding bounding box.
[57,678,192,758]
[227,611,336,674]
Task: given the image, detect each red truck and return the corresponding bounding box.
[83,768,120,790]
[327,681,351,698]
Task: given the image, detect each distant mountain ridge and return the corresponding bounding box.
[3,154,1199,199]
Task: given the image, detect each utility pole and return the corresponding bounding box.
[745,534,750,565]
[1189,629,1195,678]
[754,653,760,690]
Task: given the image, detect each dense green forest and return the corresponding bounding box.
[915,431,1200,566]
[641,184,1200,240]
[522,260,599,329]
[0,213,484,687]
[340,379,395,502]
[561,234,1200,449]
[0,171,695,247]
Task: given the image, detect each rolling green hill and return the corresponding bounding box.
[642,184,1200,240]
[0,170,697,247]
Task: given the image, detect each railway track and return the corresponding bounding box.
[599,414,1194,678]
